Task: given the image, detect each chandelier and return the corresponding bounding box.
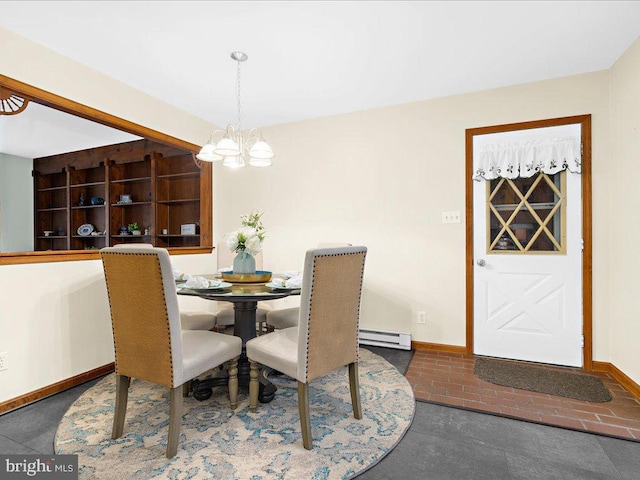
[196,52,274,168]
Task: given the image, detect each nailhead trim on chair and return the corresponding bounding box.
[303,251,367,382]
[101,251,175,386]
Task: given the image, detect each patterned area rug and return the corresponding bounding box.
[55,349,414,479]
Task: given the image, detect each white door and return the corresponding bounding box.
[473,125,583,367]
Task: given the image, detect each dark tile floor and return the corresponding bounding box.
[1,346,639,480]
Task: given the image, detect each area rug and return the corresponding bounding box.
[55,349,414,479]
[474,357,612,402]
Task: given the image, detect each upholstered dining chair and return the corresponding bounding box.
[265,243,352,332]
[216,241,272,334]
[246,245,367,449]
[112,243,217,331]
[100,246,242,458]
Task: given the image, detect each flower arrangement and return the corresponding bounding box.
[226,211,266,256]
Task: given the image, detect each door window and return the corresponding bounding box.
[487,172,565,254]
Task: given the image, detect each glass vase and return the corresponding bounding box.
[233,250,256,274]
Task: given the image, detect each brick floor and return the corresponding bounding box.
[406,350,640,441]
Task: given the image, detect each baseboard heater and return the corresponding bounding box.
[358,328,411,350]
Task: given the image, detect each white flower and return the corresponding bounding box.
[226,232,239,252]
[226,211,266,254]
[245,235,262,255]
[238,226,257,240]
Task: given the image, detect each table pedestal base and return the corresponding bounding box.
[190,358,276,403]
[192,300,277,403]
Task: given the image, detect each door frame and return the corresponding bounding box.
[465,114,593,370]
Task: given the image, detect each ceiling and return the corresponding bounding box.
[1,1,640,156]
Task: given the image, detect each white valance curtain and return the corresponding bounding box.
[473,136,581,181]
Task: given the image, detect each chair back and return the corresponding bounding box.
[217,241,264,270]
[297,246,367,382]
[100,246,183,388]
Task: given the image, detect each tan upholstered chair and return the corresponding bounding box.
[265,243,352,331]
[112,243,216,331]
[216,241,272,334]
[100,246,242,458]
[246,245,367,449]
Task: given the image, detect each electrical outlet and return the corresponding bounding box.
[417,311,426,324]
[441,211,461,224]
[0,352,7,371]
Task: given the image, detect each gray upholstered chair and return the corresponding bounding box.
[215,241,272,334]
[112,243,217,331]
[265,243,352,331]
[246,245,367,449]
[100,246,242,458]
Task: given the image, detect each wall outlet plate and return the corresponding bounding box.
[0,352,7,371]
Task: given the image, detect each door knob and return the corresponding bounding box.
[477,259,486,267]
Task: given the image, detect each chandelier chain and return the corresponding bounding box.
[236,59,242,131]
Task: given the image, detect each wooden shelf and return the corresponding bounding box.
[72,205,105,210]
[157,172,200,179]
[36,186,67,192]
[111,177,151,184]
[157,199,199,204]
[37,207,67,212]
[110,202,152,207]
[70,181,105,188]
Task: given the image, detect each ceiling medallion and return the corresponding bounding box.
[0,86,30,115]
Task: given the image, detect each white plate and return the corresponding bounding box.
[265,282,300,290]
[179,281,232,292]
[77,223,95,236]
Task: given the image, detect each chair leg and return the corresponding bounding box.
[349,362,362,420]
[228,357,239,410]
[166,386,183,458]
[182,382,190,398]
[249,360,259,412]
[112,375,130,439]
[298,381,313,450]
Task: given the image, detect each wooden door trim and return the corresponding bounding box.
[465,114,593,370]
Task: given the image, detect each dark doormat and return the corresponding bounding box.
[474,357,612,402]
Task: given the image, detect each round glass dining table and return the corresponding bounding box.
[178,281,300,403]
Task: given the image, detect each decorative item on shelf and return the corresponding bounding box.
[119,226,128,235]
[55,227,64,237]
[181,223,196,235]
[118,194,132,204]
[127,222,141,236]
[78,192,86,206]
[144,226,151,236]
[90,197,104,205]
[77,224,95,236]
[43,230,53,237]
[162,228,168,235]
[195,52,274,169]
[226,211,265,274]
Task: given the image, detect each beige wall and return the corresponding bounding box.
[608,37,640,383]
[0,25,637,403]
[214,70,613,363]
